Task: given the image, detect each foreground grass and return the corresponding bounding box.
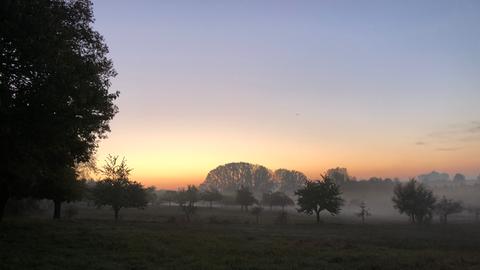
[1,217,480,270]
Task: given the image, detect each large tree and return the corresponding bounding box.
[274,169,308,195]
[201,162,275,195]
[295,176,344,224]
[392,179,436,224]
[0,0,118,221]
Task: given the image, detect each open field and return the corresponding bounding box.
[1,205,480,270]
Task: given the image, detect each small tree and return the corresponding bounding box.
[392,179,436,224]
[295,176,344,224]
[261,192,273,210]
[356,201,371,224]
[270,191,294,211]
[176,185,199,222]
[435,196,463,224]
[92,155,147,220]
[466,206,480,222]
[161,190,177,207]
[201,188,223,208]
[251,206,263,224]
[236,186,257,211]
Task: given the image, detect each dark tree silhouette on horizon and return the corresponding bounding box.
[0,0,118,221]
[295,176,344,224]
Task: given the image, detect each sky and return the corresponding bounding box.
[91,0,480,189]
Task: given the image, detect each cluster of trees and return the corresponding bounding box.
[1,0,118,221]
[200,162,307,196]
[392,179,465,224]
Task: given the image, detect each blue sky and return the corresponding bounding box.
[91,0,480,187]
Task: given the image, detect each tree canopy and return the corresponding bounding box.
[92,156,147,220]
[295,176,344,224]
[392,179,436,224]
[236,186,257,211]
[0,0,118,220]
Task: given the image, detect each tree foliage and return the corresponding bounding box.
[201,162,274,195]
[263,191,294,210]
[92,156,147,220]
[176,185,199,222]
[200,188,223,208]
[295,176,344,224]
[435,196,463,224]
[326,167,351,185]
[236,186,257,211]
[273,169,307,195]
[392,179,436,224]
[0,0,118,220]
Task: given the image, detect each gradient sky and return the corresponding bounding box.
[91,0,480,189]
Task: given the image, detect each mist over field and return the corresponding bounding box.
[2,0,480,269]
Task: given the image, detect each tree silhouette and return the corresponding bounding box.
[201,188,223,208]
[236,186,257,211]
[274,169,308,195]
[435,196,463,224]
[92,156,147,220]
[392,179,436,224]
[176,185,199,222]
[201,162,275,195]
[250,206,263,224]
[295,176,344,224]
[0,0,118,221]
[35,164,86,219]
[161,190,177,207]
[356,201,371,224]
[270,191,294,211]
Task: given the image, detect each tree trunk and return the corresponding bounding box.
[256,215,259,224]
[53,200,62,219]
[114,207,120,221]
[315,211,320,224]
[444,214,448,224]
[0,181,9,222]
[0,195,8,222]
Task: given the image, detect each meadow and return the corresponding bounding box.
[1,205,480,270]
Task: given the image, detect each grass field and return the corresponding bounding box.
[1,205,480,270]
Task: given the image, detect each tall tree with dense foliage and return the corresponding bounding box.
[201,162,275,194]
[0,0,118,221]
[295,176,344,224]
[392,179,436,224]
[92,156,147,220]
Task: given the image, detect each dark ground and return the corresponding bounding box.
[1,206,480,270]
